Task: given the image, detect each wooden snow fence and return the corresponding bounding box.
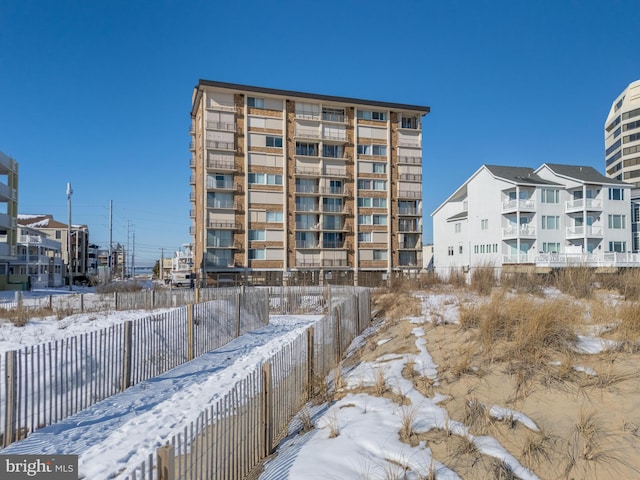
[121,287,372,480]
[1,288,269,448]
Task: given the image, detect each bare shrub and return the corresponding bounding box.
[398,405,418,446]
[520,429,558,468]
[447,268,467,287]
[597,268,640,300]
[96,281,144,293]
[490,459,518,480]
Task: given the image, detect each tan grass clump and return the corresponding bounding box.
[373,292,421,321]
[470,266,497,296]
[499,271,547,296]
[553,267,596,299]
[0,305,53,326]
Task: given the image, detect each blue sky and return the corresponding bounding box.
[1,0,639,265]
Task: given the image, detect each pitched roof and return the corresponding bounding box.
[446,211,468,222]
[17,214,67,229]
[541,163,630,185]
[484,165,560,186]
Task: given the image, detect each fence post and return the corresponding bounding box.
[122,321,133,391]
[152,290,156,308]
[334,306,341,362]
[354,292,360,330]
[80,294,84,312]
[307,327,314,400]
[4,350,17,447]
[187,304,194,361]
[262,362,273,457]
[235,293,241,338]
[114,292,119,310]
[48,295,52,310]
[157,444,176,480]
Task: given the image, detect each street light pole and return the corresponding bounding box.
[67,182,73,291]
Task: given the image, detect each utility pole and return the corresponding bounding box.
[108,200,113,277]
[132,232,135,280]
[66,183,73,291]
[160,248,164,283]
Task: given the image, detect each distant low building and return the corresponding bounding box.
[18,214,90,285]
[12,225,64,288]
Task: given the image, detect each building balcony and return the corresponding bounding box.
[322,259,348,267]
[296,260,321,267]
[207,159,238,172]
[398,156,422,165]
[322,205,351,214]
[502,199,536,213]
[399,173,422,183]
[206,121,236,133]
[398,190,422,199]
[322,132,347,143]
[398,207,421,216]
[296,222,321,230]
[320,186,350,196]
[207,200,241,210]
[206,180,240,192]
[295,166,321,177]
[189,141,196,151]
[322,223,351,232]
[502,226,537,239]
[398,225,421,233]
[322,241,347,249]
[189,175,195,185]
[296,241,320,249]
[295,129,321,139]
[397,140,421,148]
[566,226,603,239]
[205,103,237,112]
[206,242,242,250]
[206,140,235,151]
[295,185,320,194]
[321,112,346,123]
[295,204,321,213]
[208,221,241,230]
[565,198,602,212]
[189,209,195,218]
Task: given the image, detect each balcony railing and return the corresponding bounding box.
[502,199,536,212]
[398,190,421,199]
[296,241,319,249]
[208,221,241,230]
[207,159,237,171]
[295,184,320,194]
[206,180,238,191]
[295,204,321,212]
[295,166,321,176]
[502,226,537,238]
[566,198,602,211]
[295,129,321,139]
[206,200,238,210]
[399,173,422,182]
[206,140,235,151]
[566,226,603,237]
[206,121,236,132]
[322,132,347,142]
[322,259,348,267]
[322,204,345,213]
[398,156,422,165]
[296,260,321,267]
[322,241,345,249]
[322,112,345,123]
[320,186,348,195]
[322,168,349,178]
[398,207,421,216]
[296,222,321,230]
[398,224,421,233]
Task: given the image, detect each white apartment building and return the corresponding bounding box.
[432,164,637,277]
[190,80,429,286]
[12,226,64,288]
[604,80,640,252]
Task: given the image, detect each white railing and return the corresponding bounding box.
[504,252,640,267]
[502,199,536,211]
[566,226,603,237]
[502,226,536,237]
[566,198,602,210]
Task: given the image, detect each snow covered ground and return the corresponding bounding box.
[0,287,624,479]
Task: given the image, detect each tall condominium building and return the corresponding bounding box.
[189,80,429,286]
[605,80,640,251]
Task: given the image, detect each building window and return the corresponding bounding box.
[608,188,625,200]
[454,223,461,233]
[448,246,454,256]
[357,110,387,121]
[322,144,343,158]
[542,216,560,230]
[357,197,387,208]
[373,250,387,260]
[248,173,283,185]
[401,116,418,129]
[357,179,386,191]
[56,231,61,239]
[249,249,266,260]
[480,219,488,230]
[541,189,559,203]
[609,241,627,252]
[248,230,265,241]
[372,163,386,174]
[542,242,560,253]
[458,245,463,254]
[322,107,345,122]
[357,144,387,156]
[265,211,283,223]
[296,142,318,156]
[247,97,264,108]
[266,136,283,148]
[608,214,626,229]
[358,232,372,243]
[373,214,387,225]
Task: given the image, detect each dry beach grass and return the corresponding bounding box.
[350,272,640,479]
